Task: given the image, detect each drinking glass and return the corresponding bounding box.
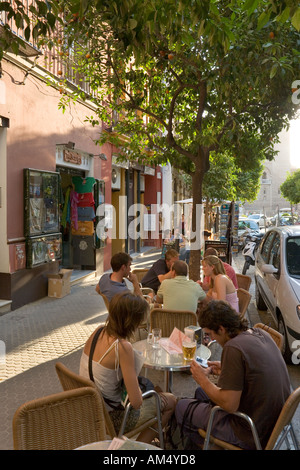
[182,338,197,361]
[152,328,162,348]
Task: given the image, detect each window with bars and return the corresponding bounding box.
[1,0,93,95]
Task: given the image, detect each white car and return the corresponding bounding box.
[248,213,268,228]
[255,225,300,363]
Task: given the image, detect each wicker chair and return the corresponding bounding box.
[55,362,164,446]
[98,289,110,310]
[12,387,107,450]
[236,274,252,291]
[237,288,251,318]
[132,268,149,283]
[253,323,283,352]
[150,308,197,337]
[198,387,300,450]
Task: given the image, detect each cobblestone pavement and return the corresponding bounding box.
[0,249,299,450]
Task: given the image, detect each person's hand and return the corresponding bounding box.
[201,281,210,292]
[207,361,222,376]
[127,272,139,285]
[190,359,211,384]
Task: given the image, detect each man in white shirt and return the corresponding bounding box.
[156,260,206,313]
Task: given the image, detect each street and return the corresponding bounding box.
[0,248,299,450]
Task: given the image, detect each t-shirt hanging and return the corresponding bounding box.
[72,176,96,194]
[77,192,95,207]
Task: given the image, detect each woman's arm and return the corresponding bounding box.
[119,341,142,409]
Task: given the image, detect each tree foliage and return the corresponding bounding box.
[280,169,300,205]
[50,0,299,278]
[1,0,299,278]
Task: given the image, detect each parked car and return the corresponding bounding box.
[270,213,298,226]
[255,225,300,363]
[238,218,260,235]
[248,213,268,228]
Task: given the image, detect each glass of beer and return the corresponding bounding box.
[182,338,197,361]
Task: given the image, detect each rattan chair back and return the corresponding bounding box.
[55,362,162,443]
[55,361,116,438]
[13,387,107,450]
[150,308,197,337]
[199,387,300,450]
[236,274,252,291]
[237,288,251,318]
[265,386,300,449]
[132,268,149,283]
[98,290,110,310]
[253,323,283,352]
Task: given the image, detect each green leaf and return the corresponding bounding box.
[129,18,138,30]
[242,0,260,15]
[270,63,278,79]
[0,2,12,13]
[257,10,271,30]
[277,7,290,24]
[47,12,57,28]
[11,41,19,55]
[291,7,300,31]
[24,25,30,42]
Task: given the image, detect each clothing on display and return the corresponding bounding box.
[71,220,94,236]
[77,192,95,207]
[72,236,95,265]
[77,206,96,221]
[72,176,96,194]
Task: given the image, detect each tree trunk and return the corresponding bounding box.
[189,152,209,281]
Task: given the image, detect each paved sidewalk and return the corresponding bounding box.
[0,247,198,450]
[0,249,299,450]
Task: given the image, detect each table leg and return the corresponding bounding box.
[164,370,173,393]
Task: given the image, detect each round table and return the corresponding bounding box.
[76,439,161,450]
[133,339,211,392]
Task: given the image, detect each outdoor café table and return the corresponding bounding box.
[133,339,211,393]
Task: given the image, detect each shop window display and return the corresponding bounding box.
[24,169,62,267]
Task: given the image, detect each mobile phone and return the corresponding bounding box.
[196,356,208,368]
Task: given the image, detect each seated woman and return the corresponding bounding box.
[79,291,176,443]
[202,255,239,312]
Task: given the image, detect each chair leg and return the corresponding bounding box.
[275,424,299,450]
[118,390,164,449]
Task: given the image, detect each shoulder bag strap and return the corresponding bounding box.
[88,326,104,382]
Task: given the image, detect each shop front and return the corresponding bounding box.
[23,145,106,276]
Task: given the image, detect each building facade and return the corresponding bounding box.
[243,121,300,217]
[0,12,163,312]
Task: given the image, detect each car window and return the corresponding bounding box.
[250,221,258,229]
[286,237,300,276]
[261,231,276,263]
[269,234,280,270]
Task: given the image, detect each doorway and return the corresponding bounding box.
[58,166,96,271]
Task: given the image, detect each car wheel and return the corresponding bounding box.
[255,281,267,310]
[278,315,293,364]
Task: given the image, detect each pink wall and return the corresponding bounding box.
[0,58,112,273]
[0,60,105,240]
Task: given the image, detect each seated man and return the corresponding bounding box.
[141,248,179,294]
[199,247,238,291]
[96,252,142,302]
[175,300,291,449]
[156,260,206,313]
